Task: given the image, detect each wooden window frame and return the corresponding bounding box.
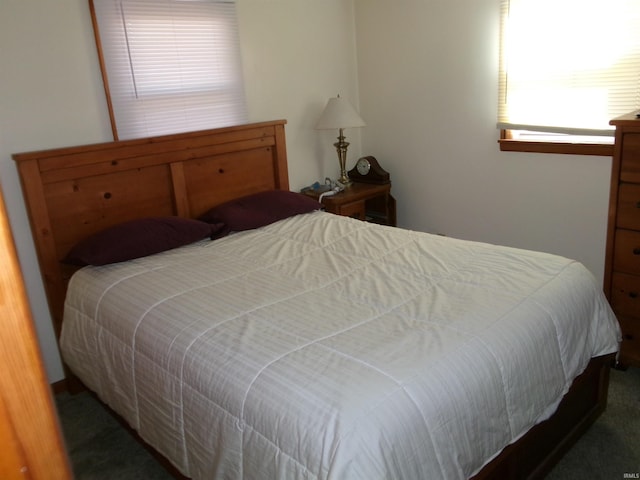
[498,129,614,157]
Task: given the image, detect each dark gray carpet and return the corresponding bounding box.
[55,367,640,479]
[55,391,173,479]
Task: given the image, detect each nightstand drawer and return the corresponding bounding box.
[613,229,640,274]
[617,183,640,230]
[302,182,396,226]
[336,200,366,220]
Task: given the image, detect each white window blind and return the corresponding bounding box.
[91,0,248,140]
[498,0,640,140]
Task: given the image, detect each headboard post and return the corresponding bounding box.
[13,120,289,340]
[274,123,290,190]
[15,158,68,339]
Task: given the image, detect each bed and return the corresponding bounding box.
[13,120,621,479]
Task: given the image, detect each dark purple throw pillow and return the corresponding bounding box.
[63,216,223,266]
[198,190,322,233]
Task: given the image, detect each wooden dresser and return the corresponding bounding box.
[605,111,640,368]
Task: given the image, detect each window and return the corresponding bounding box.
[91,0,248,140]
[497,0,640,155]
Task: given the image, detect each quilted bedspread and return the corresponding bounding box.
[61,211,621,479]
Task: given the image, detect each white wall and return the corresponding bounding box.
[354,0,612,284]
[237,0,362,189]
[0,0,113,384]
[0,0,361,383]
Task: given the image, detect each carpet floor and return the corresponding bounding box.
[55,366,640,479]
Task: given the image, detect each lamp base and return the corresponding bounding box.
[337,173,353,188]
[334,129,353,188]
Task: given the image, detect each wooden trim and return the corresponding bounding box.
[273,123,290,190]
[0,394,29,480]
[499,138,614,157]
[15,160,66,339]
[50,379,69,395]
[0,184,72,479]
[603,126,625,299]
[88,0,118,141]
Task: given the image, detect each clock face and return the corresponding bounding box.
[356,157,371,175]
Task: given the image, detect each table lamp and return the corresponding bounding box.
[315,95,366,187]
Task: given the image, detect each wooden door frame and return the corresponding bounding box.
[0,184,72,480]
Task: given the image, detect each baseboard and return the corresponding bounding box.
[51,378,68,394]
[51,372,86,395]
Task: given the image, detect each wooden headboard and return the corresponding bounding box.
[13,119,289,340]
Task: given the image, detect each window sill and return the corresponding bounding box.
[498,139,613,157]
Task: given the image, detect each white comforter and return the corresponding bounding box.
[61,211,621,479]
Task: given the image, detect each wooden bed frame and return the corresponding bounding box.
[13,119,613,480]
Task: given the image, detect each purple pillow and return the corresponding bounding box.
[199,190,322,233]
[63,217,223,266]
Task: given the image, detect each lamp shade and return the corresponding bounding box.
[315,96,366,130]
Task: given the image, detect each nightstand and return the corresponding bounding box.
[303,182,396,227]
